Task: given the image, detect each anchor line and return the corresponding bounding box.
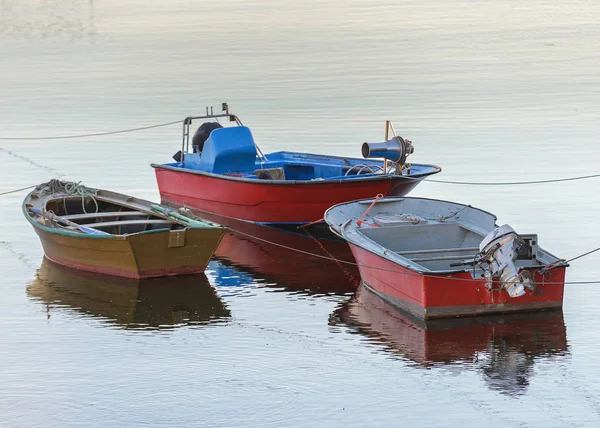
[224,226,600,285]
[0,185,36,196]
[0,119,182,140]
[566,247,600,264]
[300,227,360,286]
[401,173,600,186]
[0,116,598,184]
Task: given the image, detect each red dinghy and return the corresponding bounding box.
[325,196,569,319]
[152,103,441,224]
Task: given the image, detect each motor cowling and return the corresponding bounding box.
[476,224,532,298]
[192,122,223,152]
[361,136,414,164]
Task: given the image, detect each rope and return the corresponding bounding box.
[356,193,383,226]
[224,225,600,285]
[0,185,36,196]
[63,181,99,214]
[566,247,600,264]
[0,120,182,140]
[0,117,598,185]
[300,227,360,286]
[436,204,471,222]
[0,148,64,177]
[405,173,600,186]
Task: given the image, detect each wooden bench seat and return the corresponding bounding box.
[62,211,148,221]
[85,219,173,228]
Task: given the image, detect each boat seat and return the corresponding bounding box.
[398,247,479,256]
[254,167,285,180]
[398,246,479,263]
[410,254,478,262]
[62,211,147,221]
[84,219,173,228]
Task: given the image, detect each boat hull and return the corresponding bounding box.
[154,166,425,223]
[348,243,566,319]
[33,225,225,279]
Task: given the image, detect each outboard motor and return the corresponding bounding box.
[361,136,414,165]
[192,122,223,153]
[172,122,224,162]
[475,224,532,298]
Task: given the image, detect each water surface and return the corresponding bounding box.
[1,1,600,427]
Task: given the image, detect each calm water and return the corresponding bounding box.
[2,1,600,426]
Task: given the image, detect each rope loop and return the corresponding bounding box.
[63,181,99,214]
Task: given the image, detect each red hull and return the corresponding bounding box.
[154,166,422,223]
[349,243,566,319]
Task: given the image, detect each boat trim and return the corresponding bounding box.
[151,162,442,185]
[23,203,118,240]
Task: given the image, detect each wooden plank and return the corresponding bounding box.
[62,211,147,221]
[85,219,173,228]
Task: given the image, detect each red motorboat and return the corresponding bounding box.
[152,103,441,224]
[325,196,569,319]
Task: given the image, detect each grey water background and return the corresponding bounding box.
[1,0,600,426]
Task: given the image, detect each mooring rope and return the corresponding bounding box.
[0,119,182,140]
[0,116,599,184]
[1,182,598,285]
[402,172,600,186]
[565,247,600,264]
[0,185,37,196]
[224,225,600,285]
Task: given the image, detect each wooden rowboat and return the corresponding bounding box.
[23,179,225,279]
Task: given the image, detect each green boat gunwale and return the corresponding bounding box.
[22,190,221,239]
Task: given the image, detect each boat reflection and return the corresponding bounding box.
[27,258,231,330]
[333,284,569,395]
[201,212,360,296]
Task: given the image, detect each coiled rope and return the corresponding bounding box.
[63,181,99,214]
[31,179,100,214]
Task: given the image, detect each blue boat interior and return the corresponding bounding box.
[165,125,433,181]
